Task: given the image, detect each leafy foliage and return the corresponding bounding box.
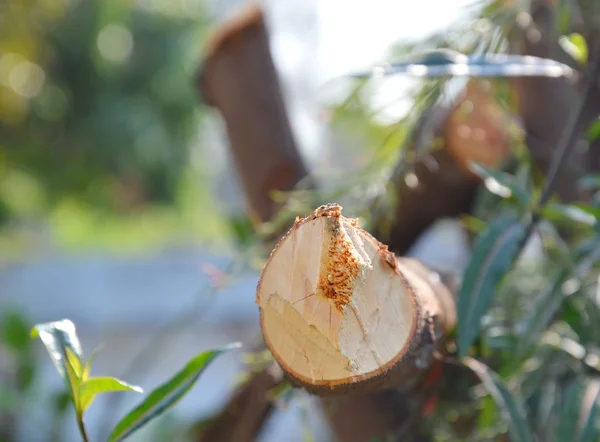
[464,357,533,442]
[0,0,228,256]
[457,216,527,357]
[0,0,205,213]
[108,343,241,442]
[341,2,600,440]
[31,319,240,442]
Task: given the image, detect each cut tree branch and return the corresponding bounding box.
[193,362,283,442]
[256,204,456,395]
[197,3,313,223]
[373,79,513,254]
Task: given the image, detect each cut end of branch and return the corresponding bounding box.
[256,204,428,394]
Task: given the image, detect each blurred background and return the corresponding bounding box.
[0,0,577,441]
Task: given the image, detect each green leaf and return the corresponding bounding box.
[1,311,31,353]
[460,215,487,234]
[587,120,600,143]
[66,347,84,380]
[79,377,143,413]
[82,346,102,381]
[464,357,533,442]
[31,319,84,407]
[578,381,600,442]
[108,343,241,442]
[557,379,600,442]
[514,269,569,361]
[469,162,531,207]
[350,49,574,78]
[541,204,598,227]
[555,381,584,442]
[559,33,588,65]
[457,217,527,357]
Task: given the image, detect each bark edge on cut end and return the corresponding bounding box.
[256,204,454,395]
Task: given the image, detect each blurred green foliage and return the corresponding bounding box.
[0,0,228,256]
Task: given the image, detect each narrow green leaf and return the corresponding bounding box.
[460,215,487,234]
[82,346,101,381]
[535,378,560,439]
[469,162,531,207]
[79,377,143,413]
[66,348,84,380]
[559,33,588,65]
[578,381,600,442]
[30,319,84,405]
[464,357,533,442]
[457,217,527,357]
[586,121,600,143]
[541,204,598,227]
[556,380,586,441]
[514,269,569,361]
[66,349,83,410]
[556,379,600,442]
[108,343,241,442]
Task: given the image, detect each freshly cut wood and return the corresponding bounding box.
[256,204,455,395]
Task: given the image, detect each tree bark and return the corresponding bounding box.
[373,79,513,254]
[193,362,283,442]
[197,3,313,223]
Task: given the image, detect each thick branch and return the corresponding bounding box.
[197,4,312,222]
[374,79,513,254]
[256,204,456,395]
[194,362,283,442]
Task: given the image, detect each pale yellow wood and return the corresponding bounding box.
[257,205,417,386]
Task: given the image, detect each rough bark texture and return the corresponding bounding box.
[197,4,312,223]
